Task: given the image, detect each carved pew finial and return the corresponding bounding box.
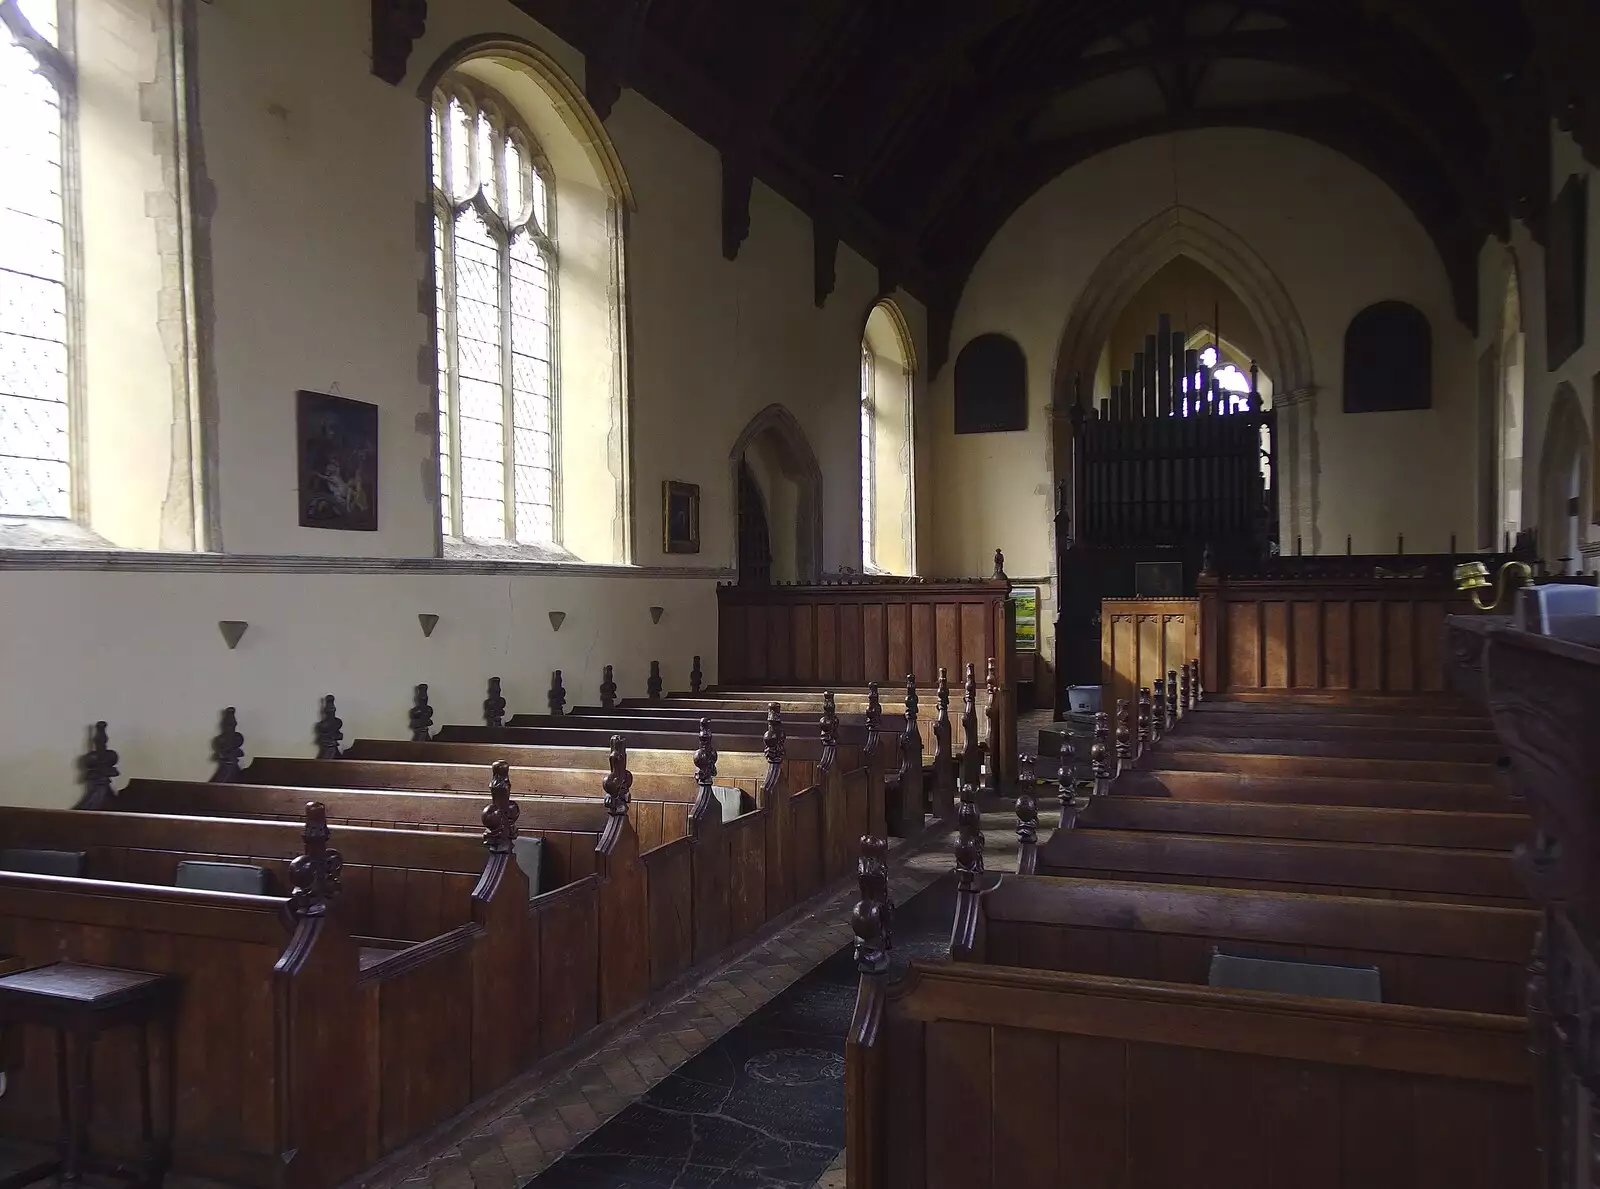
[992,548,1007,580]
[410,683,434,742]
[1150,682,1166,745]
[603,736,633,820]
[288,802,343,919]
[1193,657,1204,703]
[1114,699,1132,764]
[314,695,343,760]
[1090,711,1114,788]
[1016,755,1038,875]
[481,760,520,854]
[983,657,1000,792]
[866,682,882,734]
[690,655,704,693]
[763,703,787,764]
[852,835,893,977]
[548,670,566,717]
[1166,670,1178,728]
[648,660,663,701]
[931,668,954,820]
[692,718,719,822]
[600,665,618,710]
[78,721,120,810]
[961,663,980,789]
[1179,664,1191,714]
[904,674,918,724]
[1057,727,1081,829]
[820,692,839,750]
[211,707,244,783]
[484,677,506,728]
[1136,687,1153,757]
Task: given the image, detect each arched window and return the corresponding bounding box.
[1497,263,1525,547]
[860,344,876,567]
[0,1,73,520]
[861,302,917,574]
[432,77,557,544]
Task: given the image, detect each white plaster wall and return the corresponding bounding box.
[1479,124,1600,573]
[0,0,948,805]
[930,128,1478,582]
[0,567,717,807]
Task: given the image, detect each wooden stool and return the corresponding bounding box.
[0,964,179,1189]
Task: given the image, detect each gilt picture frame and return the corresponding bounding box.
[663,481,701,554]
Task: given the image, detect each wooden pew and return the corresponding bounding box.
[0,802,542,1189]
[340,728,865,914]
[845,837,1535,1189]
[1116,767,1516,812]
[1074,796,1528,851]
[1035,827,1522,906]
[105,749,760,1003]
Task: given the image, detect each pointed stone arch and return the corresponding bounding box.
[1051,206,1319,548]
[729,404,824,582]
[419,35,636,211]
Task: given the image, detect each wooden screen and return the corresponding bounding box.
[1100,598,1199,709]
[1197,571,1484,694]
[716,578,1017,779]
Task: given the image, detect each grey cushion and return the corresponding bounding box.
[174,860,269,895]
[0,848,86,877]
[713,786,745,822]
[513,836,544,899]
[1208,951,1381,1003]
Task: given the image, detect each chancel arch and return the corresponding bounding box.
[861,300,917,575]
[421,38,634,564]
[728,403,822,584]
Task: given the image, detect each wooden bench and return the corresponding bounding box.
[328,735,864,914]
[965,872,1538,1014]
[1074,796,1528,851]
[0,803,542,1189]
[845,838,1534,1189]
[1114,768,1516,812]
[1035,827,1524,906]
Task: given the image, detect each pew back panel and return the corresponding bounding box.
[857,961,1533,1189]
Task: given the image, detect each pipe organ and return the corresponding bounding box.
[1070,313,1277,552]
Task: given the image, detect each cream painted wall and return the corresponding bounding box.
[1478,124,1600,575]
[1,0,946,803]
[0,567,716,807]
[929,128,1478,584]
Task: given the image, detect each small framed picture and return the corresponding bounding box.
[1010,585,1040,653]
[663,481,700,554]
[297,390,378,531]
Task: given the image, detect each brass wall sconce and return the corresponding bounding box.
[1453,560,1533,612]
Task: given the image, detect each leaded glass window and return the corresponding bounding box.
[860,345,875,567]
[432,79,556,544]
[0,0,73,519]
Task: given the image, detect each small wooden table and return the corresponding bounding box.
[0,964,179,1189]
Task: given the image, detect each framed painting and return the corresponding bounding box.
[1010,585,1040,653]
[663,480,701,554]
[297,390,378,531]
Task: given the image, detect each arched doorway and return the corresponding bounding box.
[736,461,773,585]
[729,404,823,584]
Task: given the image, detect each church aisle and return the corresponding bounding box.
[373,816,1031,1189]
